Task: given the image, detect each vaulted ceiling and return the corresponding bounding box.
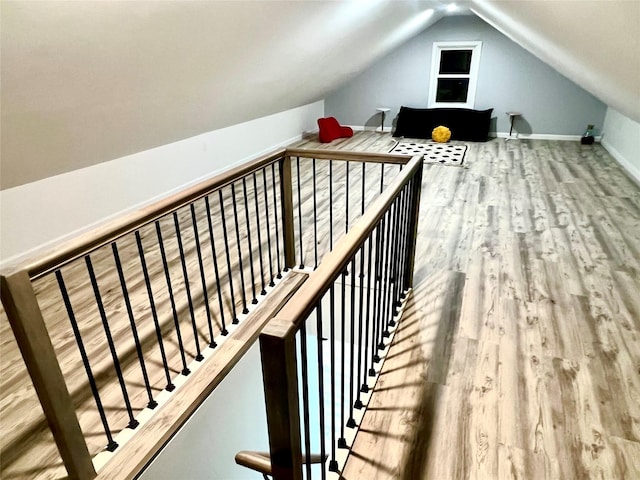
[1,1,638,189]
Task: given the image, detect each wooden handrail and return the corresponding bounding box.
[235,451,272,475]
[274,154,423,330]
[2,148,286,280]
[285,147,411,164]
[235,450,326,476]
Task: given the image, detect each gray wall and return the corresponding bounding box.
[326,15,607,136]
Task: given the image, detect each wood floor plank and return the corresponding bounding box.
[2,134,639,479]
[335,136,640,479]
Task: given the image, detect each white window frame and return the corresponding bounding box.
[428,41,482,108]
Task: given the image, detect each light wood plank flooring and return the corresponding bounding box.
[2,131,639,479]
[307,134,640,479]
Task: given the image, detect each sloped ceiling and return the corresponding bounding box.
[470,0,640,124]
[0,0,445,189]
[1,1,638,190]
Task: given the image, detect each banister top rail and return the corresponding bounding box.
[4,148,286,280]
[274,153,422,330]
[284,147,410,164]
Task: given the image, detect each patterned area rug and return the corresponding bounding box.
[390,141,468,166]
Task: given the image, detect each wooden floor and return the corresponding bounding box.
[312,133,640,479]
[0,133,399,479]
[2,131,639,479]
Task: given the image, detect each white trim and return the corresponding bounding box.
[428,41,482,109]
[351,127,602,141]
[491,131,603,142]
[349,127,604,141]
[602,137,640,186]
[349,125,393,133]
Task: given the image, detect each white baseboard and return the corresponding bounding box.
[349,125,393,133]
[491,131,603,142]
[350,127,603,141]
[601,137,640,186]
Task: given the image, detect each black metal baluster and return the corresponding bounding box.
[262,167,275,287]
[390,196,401,319]
[389,195,401,320]
[299,322,312,480]
[361,162,366,216]
[372,217,385,364]
[218,189,240,323]
[328,284,338,472]
[271,162,283,278]
[347,255,357,428]
[363,230,375,385]
[380,205,394,343]
[392,191,405,318]
[231,183,250,314]
[278,159,290,274]
[190,204,217,348]
[56,269,119,452]
[156,220,190,375]
[242,178,258,305]
[338,269,347,448]
[329,160,333,251]
[296,156,304,268]
[345,161,350,234]
[390,193,404,318]
[315,300,328,480]
[112,242,157,409]
[403,180,416,294]
[135,231,175,391]
[252,173,267,296]
[313,158,319,269]
[85,255,139,429]
[381,200,397,334]
[403,176,419,293]
[380,162,385,193]
[173,212,204,361]
[355,243,366,408]
[204,196,229,335]
[395,188,410,308]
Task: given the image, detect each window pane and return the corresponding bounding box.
[435,78,469,102]
[439,50,472,74]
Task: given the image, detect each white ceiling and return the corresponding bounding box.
[470,0,640,124]
[1,0,638,189]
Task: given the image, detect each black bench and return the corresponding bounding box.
[393,106,493,142]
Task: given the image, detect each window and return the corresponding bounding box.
[428,41,482,108]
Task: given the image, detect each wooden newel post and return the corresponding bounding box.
[259,318,302,480]
[279,155,296,270]
[403,163,423,290]
[1,270,96,480]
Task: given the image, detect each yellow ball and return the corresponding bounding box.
[432,125,451,143]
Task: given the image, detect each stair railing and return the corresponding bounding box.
[251,153,423,480]
[1,146,417,480]
[1,148,294,479]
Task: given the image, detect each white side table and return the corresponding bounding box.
[506,112,521,140]
[376,107,390,133]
